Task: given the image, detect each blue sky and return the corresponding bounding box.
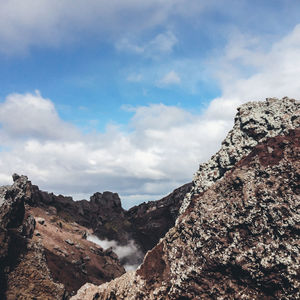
[1,0,300,208]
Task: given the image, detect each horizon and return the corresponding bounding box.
[1,1,300,208]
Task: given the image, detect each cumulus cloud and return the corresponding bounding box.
[1,24,300,209]
[203,23,300,125]
[0,91,231,208]
[0,91,79,141]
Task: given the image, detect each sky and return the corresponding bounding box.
[1,0,300,208]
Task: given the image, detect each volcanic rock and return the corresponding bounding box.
[0,175,126,299]
[24,173,191,256]
[36,217,45,225]
[180,97,300,214]
[0,175,66,299]
[71,98,300,300]
[126,182,192,252]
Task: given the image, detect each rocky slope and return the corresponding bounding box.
[0,172,191,299]
[28,178,192,254]
[0,175,125,299]
[71,97,300,299]
[126,182,192,252]
[180,97,300,214]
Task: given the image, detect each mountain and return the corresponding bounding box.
[0,97,299,299]
[71,97,300,299]
[0,175,126,299]
[0,170,191,298]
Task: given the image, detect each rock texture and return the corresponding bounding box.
[29,179,191,255]
[0,174,191,299]
[0,172,191,299]
[126,182,192,252]
[71,98,300,300]
[0,176,125,299]
[180,97,300,214]
[0,175,66,299]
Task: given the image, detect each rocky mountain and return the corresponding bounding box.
[0,175,125,299]
[71,97,300,299]
[0,169,191,299]
[180,97,300,214]
[126,182,192,252]
[1,97,299,299]
[26,177,192,254]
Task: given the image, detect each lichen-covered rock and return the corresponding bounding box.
[71,127,300,298]
[0,175,67,299]
[0,175,31,297]
[180,97,300,214]
[0,175,29,230]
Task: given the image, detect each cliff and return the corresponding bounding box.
[0,175,125,299]
[71,97,300,300]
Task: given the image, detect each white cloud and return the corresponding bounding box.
[0,92,231,208]
[121,57,214,94]
[146,31,178,55]
[1,25,300,209]
[0,91,79,141]
[203,23,300,125]
[158,70,181,86]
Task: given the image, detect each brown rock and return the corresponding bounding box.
[71,106,300,299]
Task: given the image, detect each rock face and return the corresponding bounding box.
[180,97,300,214]
[126,183,192,252]
[28,179,192,255]
[0,176,126,299]
[0,174,191,299]
[71,98,300,300]
[0,175,66,299]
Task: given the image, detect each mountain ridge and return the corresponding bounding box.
[0,97,299,299]
[71,97,300,299]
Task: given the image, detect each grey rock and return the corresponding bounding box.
[180,97,300,214]
[22,214,36,238]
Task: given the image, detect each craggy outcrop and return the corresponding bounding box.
[180,97,300,214]
[0,174,190,298]
[126,183,192,252]
[0,176,126,299]
[29,179,192,254]
[71,98,300,300]
[27,187,131,244]
[71,128,300,300]
[0,175,66,299]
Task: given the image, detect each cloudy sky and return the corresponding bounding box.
[1,0,300,208]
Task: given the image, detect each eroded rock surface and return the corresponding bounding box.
[126,182,192,252]
[71,101,300,299]
[0,175,66,299]
[0,176,126,299]
[0,174,190,298]
[29,178,191,255]
[180,97,300,214]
